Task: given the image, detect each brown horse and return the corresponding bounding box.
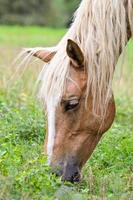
[22,0,133,182]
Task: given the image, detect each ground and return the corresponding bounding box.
[0,26,133,200]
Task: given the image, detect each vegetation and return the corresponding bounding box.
[0,26,133,199]
[0,0,80,27]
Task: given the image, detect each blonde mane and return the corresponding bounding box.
[24,0,133,114]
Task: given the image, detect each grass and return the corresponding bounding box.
[0,26,133,200]
[0,25,66,47]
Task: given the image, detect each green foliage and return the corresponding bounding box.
[0,26,133,199]
[0,0,80,27]
[64,0,81,26]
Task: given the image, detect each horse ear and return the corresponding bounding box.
[25,48,56,63]
[66,39,84,68]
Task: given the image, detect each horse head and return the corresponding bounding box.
[26,39,116,182]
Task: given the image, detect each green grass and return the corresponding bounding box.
[0,26,133,200]
[0,25,66,46]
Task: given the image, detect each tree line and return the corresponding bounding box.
[0,0,80,27]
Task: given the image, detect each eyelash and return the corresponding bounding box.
[64,100,79,111]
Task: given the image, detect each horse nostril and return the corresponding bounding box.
[72,171,81,182]
[51,158,81,183]
[62,164,81,183]
[62,171,81,183]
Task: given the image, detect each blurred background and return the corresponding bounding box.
[0,0,80,27]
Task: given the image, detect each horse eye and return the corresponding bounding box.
[64,99,79,111]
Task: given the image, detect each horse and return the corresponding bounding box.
[22,0,133,182]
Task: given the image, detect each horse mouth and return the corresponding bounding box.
[62,170,81,183]
[51,159,81,183]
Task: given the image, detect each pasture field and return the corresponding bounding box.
[0,26,133,200]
